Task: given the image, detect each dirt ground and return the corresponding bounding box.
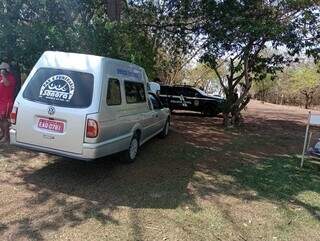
[0,100,320,241]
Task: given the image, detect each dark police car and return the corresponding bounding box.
[159,85,225,116]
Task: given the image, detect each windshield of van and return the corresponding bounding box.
[23,68,94,108]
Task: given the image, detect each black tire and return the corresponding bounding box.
[121,133,140,163]
[159,120,170,138]
[203,106,218,117]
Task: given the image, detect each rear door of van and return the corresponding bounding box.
[16,68,95,154]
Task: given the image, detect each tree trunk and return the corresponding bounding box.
[304,93,310,109]
[223,109,242,127]
[222,85,246,127]
[223,112,230,126]
[309,95,313,109]
[105,0,123,21]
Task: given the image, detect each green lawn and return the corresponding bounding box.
[1,105,320,241]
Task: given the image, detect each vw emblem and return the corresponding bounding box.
[48,106,55,115]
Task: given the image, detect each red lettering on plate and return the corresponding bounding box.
[38,119,64,133]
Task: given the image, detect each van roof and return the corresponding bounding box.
[41,51,144,71]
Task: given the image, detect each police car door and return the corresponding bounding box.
[170,87,186,110]
[183,88,200,111]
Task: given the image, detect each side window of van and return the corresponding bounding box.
[124,81,146,104]
[107,78,121,106]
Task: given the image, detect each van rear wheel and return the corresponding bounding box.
[121,134,140,163]
[0,126,4,141]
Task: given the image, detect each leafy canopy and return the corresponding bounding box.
[199,0,320,123]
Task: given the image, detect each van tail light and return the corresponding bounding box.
[10,107,18,124]
[86,119,99,138]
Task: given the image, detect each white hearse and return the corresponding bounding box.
[10,51,170,162]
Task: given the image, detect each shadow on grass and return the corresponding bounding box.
[0,143,40,162]
[195,155,320,222]
[2,114,320,240]
[2,134,203,240]
[172,111,223,118]
[23,140,200,210]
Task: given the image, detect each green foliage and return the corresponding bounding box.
[126,0,201,83]
[252,61,320,108]
[184,63,217,87]
[290,64,320,95]
[1,0,319,107]
[0,0,157,77]
[252,74,277,100]
[200,0,320,124]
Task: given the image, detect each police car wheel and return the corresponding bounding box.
[203,106,217,117]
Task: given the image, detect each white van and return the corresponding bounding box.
[10,51,170,162]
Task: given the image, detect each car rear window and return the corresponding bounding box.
[23,68,94,108]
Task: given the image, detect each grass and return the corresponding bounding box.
[2,142,320,240]
[1,102,320,240]
[182,152,320,241]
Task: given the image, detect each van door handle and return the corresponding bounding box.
[153,114,158,118]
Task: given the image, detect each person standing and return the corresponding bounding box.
[10,61,21,98]
[0,62,16,143]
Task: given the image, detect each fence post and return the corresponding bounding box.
[301,111,311,168]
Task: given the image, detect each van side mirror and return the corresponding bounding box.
[153,98,162,109]
[148,92,163,110]
[157,100,163,109]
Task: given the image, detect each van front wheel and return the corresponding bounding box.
[122,134,140,163]
[159,120,170,138]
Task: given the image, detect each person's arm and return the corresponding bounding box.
[0,70,10,87]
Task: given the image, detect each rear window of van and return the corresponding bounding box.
[23,68,94,108]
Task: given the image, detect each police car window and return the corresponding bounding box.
[161,86,175,95]
[173,87,183,96]
[23,68,94,108]
[160,86,169,95]
[195,88,207,96]
[184,88,197,97]
[107,78,121,106]
[124,81,146,104]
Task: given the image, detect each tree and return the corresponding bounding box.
[289,63,320,109]
[251,61,320,108]
[252,75,276,102]
[184,63,217,88]
[105,0,124,21]
[127,0,201,83]
[0,0,93,70]
[200,0,320,126]
[0,0,157,77]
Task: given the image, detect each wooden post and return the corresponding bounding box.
[301,111,311,168]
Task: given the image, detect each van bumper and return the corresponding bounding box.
[9,129,132,161]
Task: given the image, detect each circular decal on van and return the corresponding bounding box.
[39,75,75,102]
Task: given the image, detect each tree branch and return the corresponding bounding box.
[212,65,227,92]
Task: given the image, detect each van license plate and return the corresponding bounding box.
[38,119,64,133]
